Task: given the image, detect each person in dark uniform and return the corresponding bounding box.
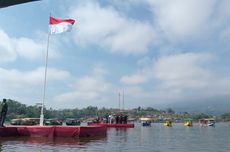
[121,115,125,124]
[124,115,128,124]
[105,114,109,123]
[0,99,8,127]
[115,115,118,124]
[118,114,122,124]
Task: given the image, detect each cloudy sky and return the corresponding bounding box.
[0,0,230,109]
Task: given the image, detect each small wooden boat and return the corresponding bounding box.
[44,119,62,126]
[184,118,193,127]
[65,118,81,126]
[10,118,40,125]
[199,118,215,127]
[10,118,62,126]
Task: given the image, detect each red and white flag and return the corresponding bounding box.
[49,16,75,35]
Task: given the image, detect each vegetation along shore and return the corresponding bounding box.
[2,99,230,123]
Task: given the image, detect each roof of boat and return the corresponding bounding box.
[139,117,152,121]
[199,118,215,121]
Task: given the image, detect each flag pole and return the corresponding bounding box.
[118,92,121,112]
[122,89,124,112]
[40,14,51,126]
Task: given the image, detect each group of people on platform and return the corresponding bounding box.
[105,114,128,124]
[94,114,128,124]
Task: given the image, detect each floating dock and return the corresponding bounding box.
[0,125,107,137]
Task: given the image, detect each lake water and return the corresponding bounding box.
[0,123,230,152]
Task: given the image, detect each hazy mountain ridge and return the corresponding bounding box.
[164,100,230,115]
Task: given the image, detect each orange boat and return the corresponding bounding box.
[0,125,107,137]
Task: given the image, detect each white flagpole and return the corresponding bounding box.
[118,92,121,112]
[122,89,124,111]
[40,15,51,126]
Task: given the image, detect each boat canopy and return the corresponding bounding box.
[139,118,152,121]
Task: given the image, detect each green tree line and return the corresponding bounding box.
[1,99,230,122]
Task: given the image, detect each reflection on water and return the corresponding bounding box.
[0,123,230,152]
[0,136,106,146]
[0,136,107,152]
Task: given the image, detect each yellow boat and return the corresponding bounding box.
[163,119,172,127]
[184,118,193,127]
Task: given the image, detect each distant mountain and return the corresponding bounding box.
[158,99,230,115]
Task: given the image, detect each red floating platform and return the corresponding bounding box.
[0,125,107,137]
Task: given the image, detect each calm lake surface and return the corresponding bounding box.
[0,123,230,152]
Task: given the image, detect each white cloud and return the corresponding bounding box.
[154,53,212,87]
[0,29,17,62]
[0,28,60,63]
[69,1,154,55]
[2,0,230,109]
[121,73,148,85]
[147,0,216,39]
[14,37,44,60]
[54,66,113,108]
[220,27,230,46]
[0,67,71,105]
[119,52,230,106]
[120,64,153,85]
[215,0,230,25]
[150,53,213,102]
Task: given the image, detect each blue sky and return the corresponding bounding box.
[0,0,230,109]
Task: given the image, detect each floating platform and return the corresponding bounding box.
[0,125,107,137]
[88,122,134,128]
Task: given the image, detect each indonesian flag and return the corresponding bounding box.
[49,16,75,35]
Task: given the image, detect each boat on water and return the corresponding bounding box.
[10,118,63,126]
[199,118,215,127]
[10,118,40,126]
[163,119,172,127]
[139,118,151,127]
[184,118,193,127]
[45,119,62,126]
[65,118,81,126]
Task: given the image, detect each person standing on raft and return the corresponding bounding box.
[0,98,8,127]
